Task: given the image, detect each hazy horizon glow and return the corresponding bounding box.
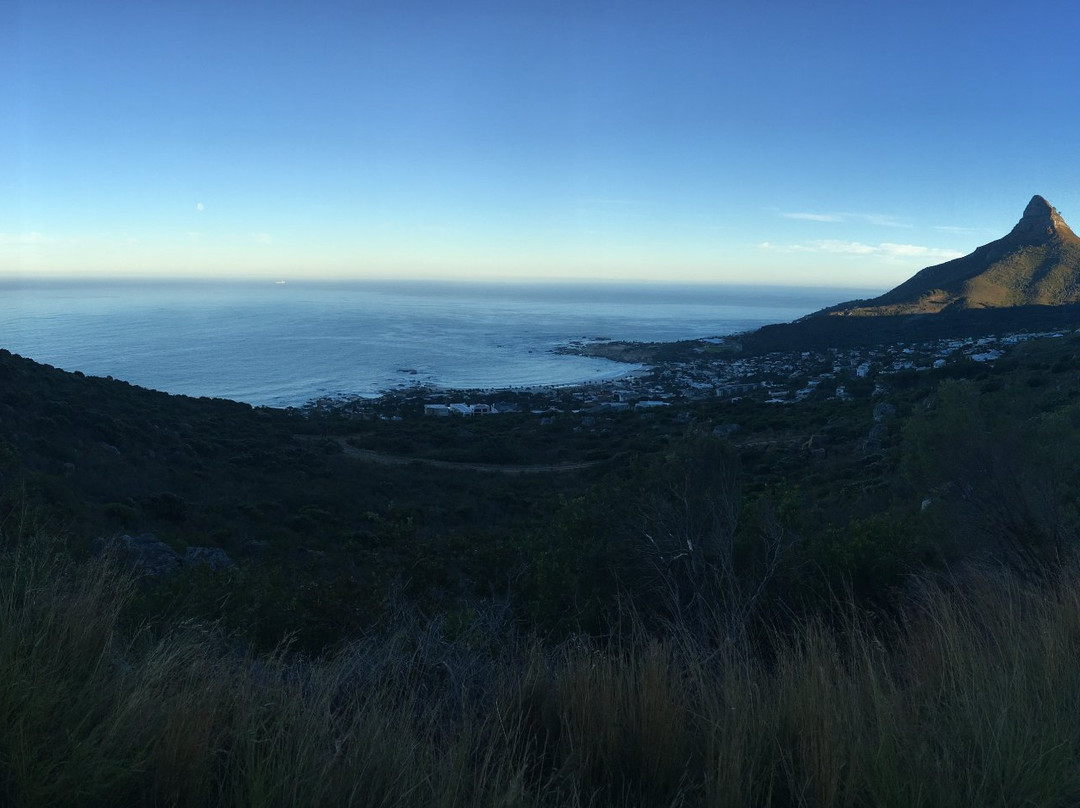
[5,1,1080,286]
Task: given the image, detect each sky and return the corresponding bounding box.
[4,0,1080,288]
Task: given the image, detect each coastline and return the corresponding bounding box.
[553,339,663,364]
[358,358,652,403]
[0,280,856,409]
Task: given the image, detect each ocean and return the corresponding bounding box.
[0,280,876,407]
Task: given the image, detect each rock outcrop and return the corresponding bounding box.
[94,533,181,577]
[93,533,235,577]
[184,546,236,571]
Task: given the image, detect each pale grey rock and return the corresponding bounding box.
[95,533,181,577]
[184,546,236,571]
[873,402,897,422]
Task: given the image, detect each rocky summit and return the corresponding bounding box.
[824,195,1080,316]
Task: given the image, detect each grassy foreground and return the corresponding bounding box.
[5,534,1080,808]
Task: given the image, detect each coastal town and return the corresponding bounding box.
[300,328,1075,421]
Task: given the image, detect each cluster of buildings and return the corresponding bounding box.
[422,402,495,417]
[431,330,1073,415]
[308,329,1074,421]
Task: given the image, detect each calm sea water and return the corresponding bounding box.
[0,280,876,407]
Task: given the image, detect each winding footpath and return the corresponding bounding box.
[299,435,607,474]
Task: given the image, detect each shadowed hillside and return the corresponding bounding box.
[737,196,1080,353]
[740,301,1080,353]
[831,195,1080,315]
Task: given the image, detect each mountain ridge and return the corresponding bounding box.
[823,195,1080,316]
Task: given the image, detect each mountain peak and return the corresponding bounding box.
[1024,194,1054,216]
[819,195,1080,316]
[1010,194,1073,241]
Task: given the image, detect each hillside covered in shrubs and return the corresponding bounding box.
[5,329,1080,805]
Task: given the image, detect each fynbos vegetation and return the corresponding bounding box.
[7,520,1080,807]
[5,310,1080,804]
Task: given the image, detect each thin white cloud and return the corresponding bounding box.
[816,240,878,255]
[877,242,958,258]
[758,241,814,253]
[782,212,843,222]
[933,225,983,235]
[778,211,912,228]
[760,240,963,262]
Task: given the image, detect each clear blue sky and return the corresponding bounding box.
[5,0,1080,287]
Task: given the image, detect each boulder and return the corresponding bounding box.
[873,402,897,422]
[95,533,181,577]
[862,437,883,454]
[184,546,236,571]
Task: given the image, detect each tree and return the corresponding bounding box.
[902,380,1079,577]
[641,436,788,643]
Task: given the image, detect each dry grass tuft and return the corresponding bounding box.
[5,536,1080,807]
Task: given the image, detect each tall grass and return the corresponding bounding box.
[5,536,1080,807]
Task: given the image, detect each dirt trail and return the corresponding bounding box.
[299,436,607,474]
